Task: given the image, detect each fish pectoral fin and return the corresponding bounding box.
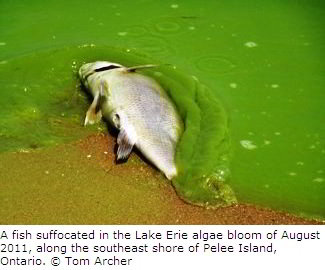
[116,128,136,160]
[84,85,103,126]
[85,108,102,126]
[126,64,158,73]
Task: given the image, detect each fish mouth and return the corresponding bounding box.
[79,63,93,85]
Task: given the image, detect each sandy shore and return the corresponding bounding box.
[0,133,322,225]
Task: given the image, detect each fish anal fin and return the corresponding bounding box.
[126,64,158,73]
[116,128,136,160]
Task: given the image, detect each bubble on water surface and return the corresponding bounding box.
[18,149,30,153]
[170,4,179,9]
[274,132,281,136]
[313,178,324,183]
[117,32,128,36]
[188,26,196,30]
[264,140,271,145]
[288,172,297,176]
[296,161,304,166]
[240,140,257,150]
[195,56,236,74]
[244,41,258,48]
[0,42,6,46]
[271,84,279,88]
[229,83,237,88]
[0,60,8,65]
[78,44,96,48]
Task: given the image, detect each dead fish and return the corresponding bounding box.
[79,61,183,179]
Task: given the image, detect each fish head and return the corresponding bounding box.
[79,61,124,95]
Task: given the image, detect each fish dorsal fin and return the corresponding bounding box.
[126,64,158,72]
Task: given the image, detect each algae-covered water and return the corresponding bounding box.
[0,0,324,220]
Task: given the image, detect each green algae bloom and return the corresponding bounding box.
[0,45,236,207]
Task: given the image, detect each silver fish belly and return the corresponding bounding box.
[79,61,183,179]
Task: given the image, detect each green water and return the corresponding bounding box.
[1,0,324,219]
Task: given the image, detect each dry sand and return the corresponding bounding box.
[0,133,322,224]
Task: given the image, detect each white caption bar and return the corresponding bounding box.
[0,225,323,269]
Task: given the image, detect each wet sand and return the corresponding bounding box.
[0,133,322,225]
